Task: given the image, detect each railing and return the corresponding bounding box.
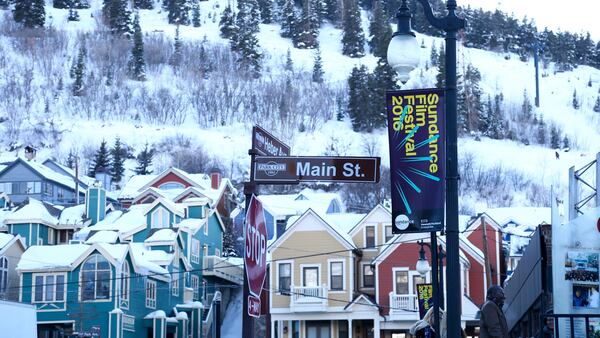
[290,285,328,311]
[203,256,243,285]
[389,293,418,312]
[542,314,600,338]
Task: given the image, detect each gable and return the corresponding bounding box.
[150,171,194,190]
[0,160,40,182]
[349,204,391,236]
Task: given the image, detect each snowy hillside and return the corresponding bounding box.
[0,0,599,213]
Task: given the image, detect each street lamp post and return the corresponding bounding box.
[387,1,465,337]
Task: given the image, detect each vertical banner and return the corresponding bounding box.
[387,89,445,233]
[417,283,434,319]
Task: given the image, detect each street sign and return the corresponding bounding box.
[247,295,261,318]
[245,196,268,301]
[252,125,291,157]
[253,156,381,183]
[387,88,445,233]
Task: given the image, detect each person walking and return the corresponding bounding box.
[480,285,509,338]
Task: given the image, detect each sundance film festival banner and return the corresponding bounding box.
[387,89,445,234]
[417,283,434,319]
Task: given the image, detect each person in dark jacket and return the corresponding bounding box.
[480,285,509,338]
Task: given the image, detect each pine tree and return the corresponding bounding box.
[68,9,81,21]
[537,115,547,145]
[233,1,262,77]
[562,135,570,149]
[594,96,600,113]
[347,65,371,131]
[128,14,146,81]
[107,0,132,35]
[572,89,580,109]
[134,0,154,9]
[430,42,439,67]
[280,0,296,38]
[341,0,365,57]
[72,43,86,96]
[168,0,190,25]
[486,94,504,139]
[54,0,71,9]
[436,45,446,88]
[89,140,111,178]
[257,0,273,23]
[135,143,154,175]
[14,0,45,28]
[368,0,392,59]
[191,2,201,27]
[367,59,397,131]
[285,48,294,72]
[219,5,236,39]
[110,137,126,184]
[322,0,339,24]
[170,25,183,68]
[66,150,76,169]
[312,47,324,83]
[222,220,239,257]
[294,0,319,49]
[550,125,560,149]
[521,89,533,122]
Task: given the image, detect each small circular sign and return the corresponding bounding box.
[395,214,410,231]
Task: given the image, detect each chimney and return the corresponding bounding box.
[210,168,221,190]
[86,185,107,225]
[24,145,36,161]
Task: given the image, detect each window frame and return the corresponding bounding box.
[80,254,112,302]
[362,263,375,288]
[0,182,12,194]
[145,280,157,309]
[191,275,200,300]
[0,257,8,295]
[151,207,170,229]
[328,260,345,292]
[364,225,376,249]
[392,268,409,295]
[277,261,293,295]
[120,261,130,309]
[159,182,185,190]
[191,239,200,264]
[384,225,394,243]
[32,273,67,303]
[300,264,320,288]
[172,267,180,297]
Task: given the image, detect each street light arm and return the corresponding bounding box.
[415,0,465,31]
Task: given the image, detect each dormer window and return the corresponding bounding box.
[159,182,185,190]
[151,207,170,228]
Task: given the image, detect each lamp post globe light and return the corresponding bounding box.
[386,0,420,83]
[416,243,432,277]
[387,0,465,337]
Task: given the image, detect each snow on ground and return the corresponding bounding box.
[221,288,242,338]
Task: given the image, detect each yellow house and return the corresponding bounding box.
[268,209,381,338]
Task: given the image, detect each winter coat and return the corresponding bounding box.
[480,300,509,338]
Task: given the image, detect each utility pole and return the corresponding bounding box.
[481,215,492,287]
[74,156,80,205]
[532,41,541,107]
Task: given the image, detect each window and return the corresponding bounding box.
[48,228,54,245]
[278,263,291,294]
[43,182,52,196]
[145,280,156,308]
[412,275,426,294]
[151,207,170,228]
[81,254,111,301]
[330,261,343,291]
[0,182,12,194]
[159,182,185,190]
[338,320,349,338]
[57,187,65,200]
[0,257,7,295]
[191,275,200,300]
[363,265,374,287]
[303,267,319,287]
[12,182,26,194]
[27,182,41,194]
[395,270,409,294]
[172,267,179,296]
[191,239,200,263]
[33,274,65,302]
[385,225,394,243]
[365,226,375,248]
[121,262,130,307]
[203,245,208,258]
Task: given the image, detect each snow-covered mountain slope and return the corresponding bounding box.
[1,0,599,213]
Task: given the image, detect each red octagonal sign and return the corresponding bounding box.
[245,195,268,298]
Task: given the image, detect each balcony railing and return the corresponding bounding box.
[203,256,243,285]
[389,293,418,313]
[290,285,328,311]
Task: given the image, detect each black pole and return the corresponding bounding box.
[431,233,440,336]
[438,245,445,310]
[444,1,462,336]
[533,43,541,107]
[242,150,258,338]
[215,292,222,338]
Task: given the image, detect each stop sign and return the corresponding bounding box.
[245,196,268,298]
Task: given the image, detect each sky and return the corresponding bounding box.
[459,0,600,40]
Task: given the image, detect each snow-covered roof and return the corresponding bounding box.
[18,244,87,271]
[144,310,166,319]
[321,213,367,235]
[4,198,58,225]
[175,218,207,233]
[119,174,159,199]
[129,243,170,276]
[1,158,87,194]
[85,205,147,235]
[0,233,15,249]
[42,159,96,187]
[485,207,551,228]
[58,204,86,225]
[85,231,119,244]
[259,188,343,218]
[145,229,178,243]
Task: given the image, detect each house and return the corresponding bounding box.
[0,233,26,301]
[0,157,89,206]
[268,209,381,338]
[259,188,345,240]
[16,242,205,338]
[118,168,238,222]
